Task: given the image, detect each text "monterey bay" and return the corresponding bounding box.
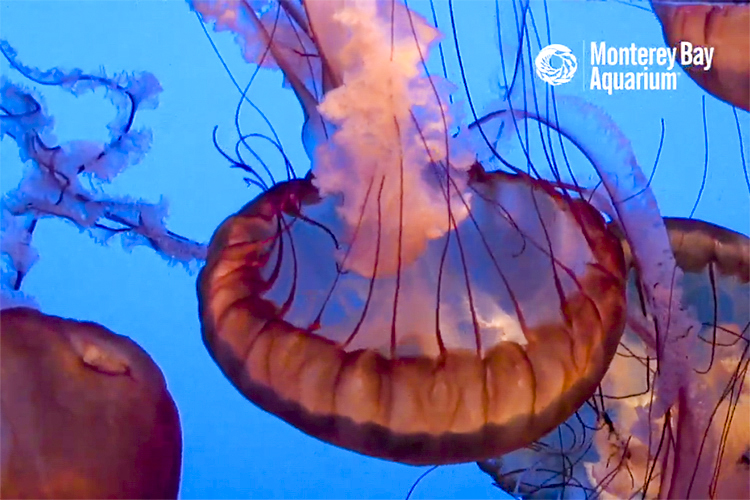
[589,41,714,95]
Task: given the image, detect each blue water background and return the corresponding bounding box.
[1,1,747,498]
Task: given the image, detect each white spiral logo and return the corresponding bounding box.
[535,44,577,86]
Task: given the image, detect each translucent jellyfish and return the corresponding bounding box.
[1,307,182,498]
[189,0,664,465]
[191,0,750,477]
[478,217,749,499]
[651,0,750,111]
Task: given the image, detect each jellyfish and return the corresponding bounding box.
[651,0,750,111]
[0,307,183,499]
[588,217,749,499]
[478,217,749,499]
[189,0,642,466]
[471,2,749,497]
[190,0,750,476]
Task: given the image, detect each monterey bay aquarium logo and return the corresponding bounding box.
[535,41,714,94]
[535,44,577,85]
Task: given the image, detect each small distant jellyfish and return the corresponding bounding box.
[651,0,750,111]
[1,308,183,499]
[478,218,749,499]
[587,218,749,500]
[192,0,635,465]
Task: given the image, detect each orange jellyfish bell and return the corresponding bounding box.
[0,307,182,499]
[650,0,750,111]
[198,166,627,465]
[589,217,749,499]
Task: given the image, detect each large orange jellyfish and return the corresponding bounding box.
[191,0,636,465]
[0,307,182,499]
[192,0,747,473]
[651,0,750,111]
[478,217,749,499]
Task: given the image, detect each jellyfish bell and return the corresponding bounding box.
[194,0,628,465]
[0,307,182,499]
[478,217,749,499]
[650,0,750,111]
[198,164,627,466]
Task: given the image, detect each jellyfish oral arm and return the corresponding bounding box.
[474,96,713,495]
[1,42,208,308]
[189,0,330,163]
[191,0,477,278]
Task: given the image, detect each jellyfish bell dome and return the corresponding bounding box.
[0,307,182,499]
[651,0,750,111]
[198,166,627,465]
[595,217,749,499]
